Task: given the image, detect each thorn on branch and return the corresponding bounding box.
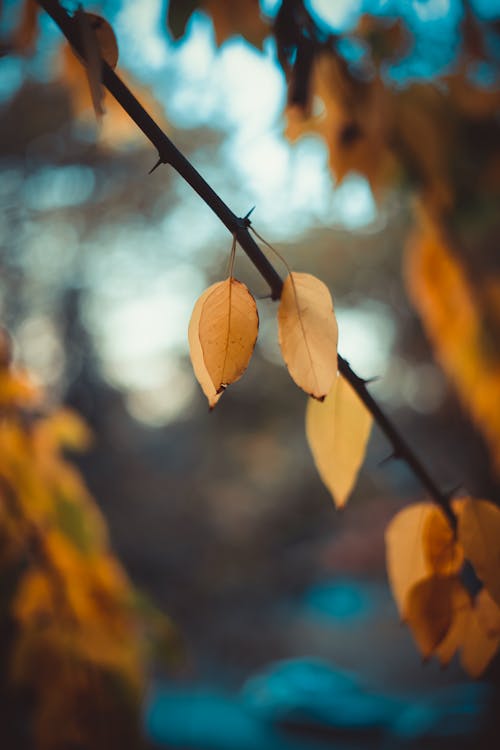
[242,206,256,226]
[148,157,166,175]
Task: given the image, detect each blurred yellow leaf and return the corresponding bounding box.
[0,369,41,408]
[198,278,258,393]
[457,497,500,607]
[74,12,119,120]
[435,582,472,667]
[285,53,396,194]
[406,218,500,474]
[423,501,464,575]
[405,575,463,659]
[460,589,500,677]
[57,43,168,147]
[12,0,39,56]
[305,373,372,508]
[385,502,462,617]
[278,272,338,400]
[188,283,223,408]
[85,13,119,69]
[203,0,269,48]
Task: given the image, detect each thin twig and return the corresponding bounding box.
[34,0,456,526]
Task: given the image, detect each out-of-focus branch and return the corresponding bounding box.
[35,0,456,527]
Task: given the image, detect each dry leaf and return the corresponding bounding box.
[385,502,461,617]
[305,373,372,508]
[278,272,338,400]
[405,217,500,474]
[13,0,39,56]
[422,504,464,575]
[203,0,269,48]
[198,278,258,393]
[188,283,223,409]
[405,575,462,659]
[457,497,500,607]
[74,12,119,120]
[57,43,167,147]
[460,589,500,677]
[86,13,119,69]
[435,583,472,667]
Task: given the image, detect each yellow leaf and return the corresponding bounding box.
[405,218,500,474]
[435,583,472,667]
[405,575,461,659]
[422,503,464,575]
[75,10,105,119]
[203,0,269,48]
[457,497,500,607]
[460,589,500,678]
[13,0,39,56]
[305,373,372,508]
[278,272,338,400]
[85,13,119,69]
[385,502,462,616]
[198,278,258,393]
[188,283,223,408]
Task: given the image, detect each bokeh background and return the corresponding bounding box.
[1,0,500,747]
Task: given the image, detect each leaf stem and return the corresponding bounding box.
[35,0,456,526]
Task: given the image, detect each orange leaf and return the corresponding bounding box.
[405,575,461,659]
[457,497,500,607]
[198,278,259,393]
[460,589,500,678]
[422,504,464,575]
[278,272,338,400]
[188,283,223,409]
[305,373,372,508]
[386,503,436,616]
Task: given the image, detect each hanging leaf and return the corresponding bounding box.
[278,272,338,400]
[74,11,119,120]
[457,497,500,607]
[405,575,463,659]
[198,278,259,394]
[422,502,464,575]
[203,0,269,49]
[305,373,372,508]
[12,0,39,56]
[385,502,462,617]
[167,0,200,41]
[460,589,500,677]
[188,283,223,409]
[435,583,472,667]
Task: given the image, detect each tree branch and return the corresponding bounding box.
[35,0,456,527]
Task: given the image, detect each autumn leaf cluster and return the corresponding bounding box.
[0,335,176,750]
[387,499,500,677]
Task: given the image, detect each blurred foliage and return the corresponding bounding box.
[0,328,177,749]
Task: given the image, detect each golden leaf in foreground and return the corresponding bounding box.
[278,272,338,400]
[188,283,223,409]
[198,278,259,394]
[435,582,472,667]
[305,373,372,508]
[405,575,463,659]
[385,503,462,616]
[435,587,500,676]
[460,590,500,677]
[422,502,464,575]
[457,497,500,607]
